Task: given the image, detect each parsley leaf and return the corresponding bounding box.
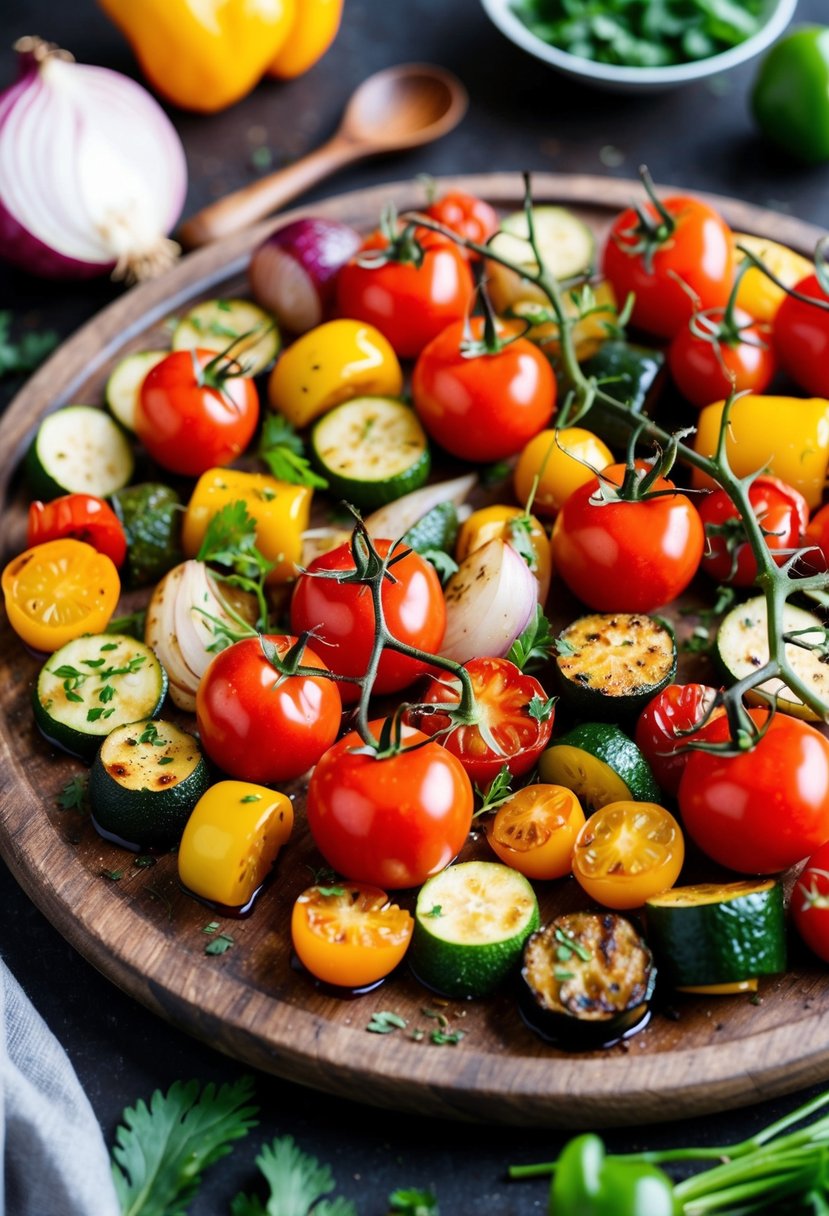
[388,1188,440,1216]
[508,605,556,671]
[527,692,556,722]
[231,1135,357,1216]
[420,548,458,585]
[473,764,513,815]
[0,311,58,379]
[56,774,88,813]
[259,415,328,490]
[197,500,274,628]
[111,1077,258,1216]
[205,933,235,956]
[367,1011,407,1034]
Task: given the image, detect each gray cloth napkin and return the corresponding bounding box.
[0,957,120,1216]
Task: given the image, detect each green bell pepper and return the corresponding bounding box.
[751,26,829,164]
[549,1134,676,1216]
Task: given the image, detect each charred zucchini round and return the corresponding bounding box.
[519,911,656,1049]
[555,612,677,718]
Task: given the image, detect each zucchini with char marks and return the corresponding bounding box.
[310,396,430,509]
[520,911,656,1049]
[555,612,677,718]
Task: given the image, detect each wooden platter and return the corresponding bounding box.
[2,173,829,1128]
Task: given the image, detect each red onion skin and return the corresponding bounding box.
[250,218,361,323]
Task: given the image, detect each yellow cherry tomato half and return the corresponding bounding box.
[486,784,586,880]
[291,883,414,988]
[178,781,293,912]
[268,319,403,429]
[733,233,813,323]
[513,427,613,518]
[456,504,551,603]
[572,801,684,910]
[2,538,120,653]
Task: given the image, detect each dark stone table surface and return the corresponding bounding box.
[2,1,829,1210]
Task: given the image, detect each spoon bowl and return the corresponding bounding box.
[179,63,467,249]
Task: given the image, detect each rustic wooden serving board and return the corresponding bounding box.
[2,174,829,1128]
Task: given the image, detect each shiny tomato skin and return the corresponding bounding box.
[805,502,829,572]
[411,318,556,461]
[196,635,342,784]
[305,722,474,889]
[602,196,733,339]
[678,712,829,874]
[407,656,554,784]
[668,309,775,408]
[551,464,704,612]
[696,475,809,586]
[424,190,499,256]
[791,842,829,963]
[335,228,474,359]
[635,683,721,797]
[774,273,829,397]
[27,494,127,567]
[290,538,446,703]
[136,349,259,477]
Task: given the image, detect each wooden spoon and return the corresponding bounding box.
[178,63,468,249]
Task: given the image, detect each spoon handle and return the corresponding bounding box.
[178,134,362,249]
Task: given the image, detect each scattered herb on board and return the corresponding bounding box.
[0,311,58,378]
[367,1011,408,1035]
[205,932,235,956]
[387,1189,439,1216]
[56,774,89,813]
[231,1135,357,1216]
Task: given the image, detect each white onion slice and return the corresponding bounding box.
[0,38,187,281]
[364,474,478,540]
[440,539,537,665]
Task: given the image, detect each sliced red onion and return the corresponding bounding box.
[249,217,361,334]
[0,38,187,281]
[441,538,537,665]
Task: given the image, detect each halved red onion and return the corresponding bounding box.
[249,217,361,334]
[440,538,537,665]
[0,38,187,281]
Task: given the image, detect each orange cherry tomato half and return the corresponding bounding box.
[485,784,585,880]
[2,538,120,653]
[291,883,414,988]
[572,801,685,910]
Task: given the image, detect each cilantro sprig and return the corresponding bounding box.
[259,415,328,490]
[231,1136,357,1216]
[197,500,274,629]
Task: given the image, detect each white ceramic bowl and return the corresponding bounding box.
[480,0,799,93]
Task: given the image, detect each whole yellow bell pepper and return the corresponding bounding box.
[691,395,829,510]
[268,0,344,79]
[98,0,296,113]
[182,468,311,583]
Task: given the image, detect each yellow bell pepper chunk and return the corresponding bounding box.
[182,468,311,584]
[691,395,829,510]
[98,0,296,113]
[733,233,812,323]
[268,319,403,429]
[457,505,551,605]
[178,781,293,910]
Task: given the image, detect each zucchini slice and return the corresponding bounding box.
[715,596,829,720]
[487,206,595,314]
[538,722,660,812]
[310,396,430,509]
[105,350,167,431]
[519,912,655,1049]
[555,612,677,718]
[410,861,540,999]
[26,406,134,501]
[34,634,167,761]
[645,880,786,990]
[89,719,211,850]
[109,483,183,589]
[172,298,279,376]
[579,340,665,450]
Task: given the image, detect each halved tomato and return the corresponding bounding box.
[572,801,684,910]
[2,539,120,653]
[486,784,585,880]
[291,883,414,988]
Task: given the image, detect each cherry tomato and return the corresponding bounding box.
[485,784,585,879]
[424,189,499,256]
[2,539,120,653]
[195,635,342,785]
[27,494,127,568]
[551,463,704,613]
[572,801,685,910]
[291,884,414,988]
[696,476,809,587]
[602,195,733,339]
[513,427,613,518]
[805,502,829,572]
[290,538,446,704]
[335,227,474,359]
[668,309,775,408]
[136,349,259,477]
[774,273,829,397]
[791,842,829,963]
[406,657,555,785]
[678,711,829,874]
[305,721,474,889]
[634,683,722,797]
